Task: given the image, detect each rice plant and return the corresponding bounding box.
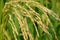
[0,0,60,40]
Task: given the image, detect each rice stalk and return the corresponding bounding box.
[1,0,60,40]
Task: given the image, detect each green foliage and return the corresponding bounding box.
[0,0,60,40]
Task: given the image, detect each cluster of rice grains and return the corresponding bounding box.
[3,0,60,40]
